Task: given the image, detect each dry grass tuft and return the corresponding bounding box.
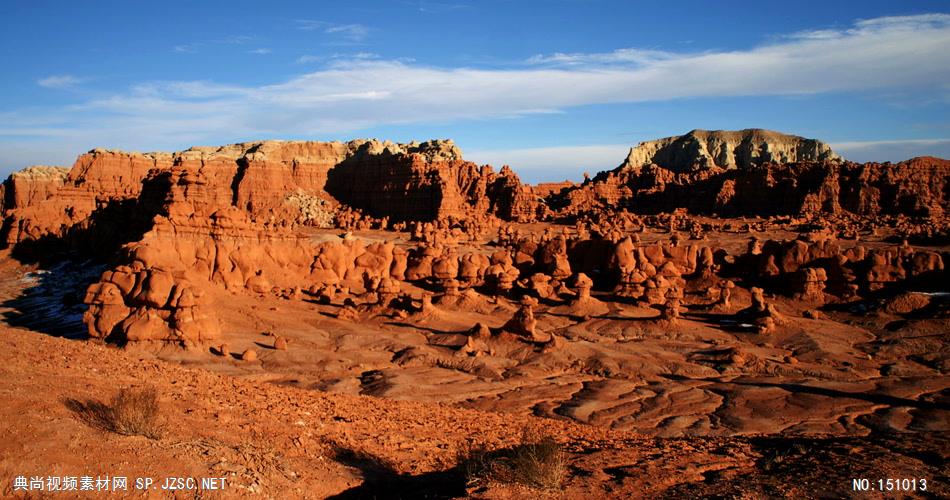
[458,427,567,490]
[65,387,163,440]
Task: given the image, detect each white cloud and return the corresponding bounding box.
[295,19,327,31]
[216,35,254,45]
[527,48,677,66]
[4,14,950,176]
[173,36,256,54]
[325,24,370,42]
[297,52,379,64]
[410,1,471,13]
[296,20,371,42]
[37,75,84,89]
[349,52,379,60]
[124,14,950,129]
[297,55,322,64]
[248,48,272,55]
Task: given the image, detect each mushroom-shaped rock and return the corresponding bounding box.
[442,278,461,296]
[501,297,548,342]
[524,273,556,300]
[418,293,436,315]
[659,296,682,325]
[485,261,519,295]
[458,253,489,286]
[432,253,459,282]
[720,280,735,307]
[739,287,786,328]
[553,273,610,318]
[573,273,594,300]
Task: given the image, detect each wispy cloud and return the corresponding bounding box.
[296,54,322,64]
[4,14,950,174]
[832,138,950,163]
[527,48,677,66]
[404,1,471,13]
[325,24,370,42]
[215,35,254,45]
[295,19,328,31]
[296,20,371,43]
[37,75,85,89]
[173,35,256,54]
[832,137,950,149]
[248,48,272,55]
[297,52,379,64]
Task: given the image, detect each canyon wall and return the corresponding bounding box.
[554,156,949,218]
[3,132,946,250]
[0,139,540,253]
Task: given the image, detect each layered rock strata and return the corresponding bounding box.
[1,139,543,252]
[555,156,949,217]
[622,128,841,172]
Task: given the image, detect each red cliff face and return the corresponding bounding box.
[548,157,950,218]
[2,139,946,262]
[3,139,946,257]
[1,166,70,211]
[2,151,174,248]
[0,139,540,251]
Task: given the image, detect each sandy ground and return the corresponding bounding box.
[1,324,947,499]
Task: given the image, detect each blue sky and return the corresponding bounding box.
[2,1,949,182]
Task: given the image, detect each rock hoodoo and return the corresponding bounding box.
[0,131,946,350]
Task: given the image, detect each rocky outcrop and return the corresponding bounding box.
[553,157,949,217]
[4,132,944,253]
[2,131,946,349]
[1,166,70,211]
[1,139,541,253]
[622,129,841,172]
[327,141,481,220]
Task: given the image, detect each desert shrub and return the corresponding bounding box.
[66,387,163,439]
[458,427,567,490]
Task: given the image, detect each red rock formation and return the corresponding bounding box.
[1,166,69,211]
[2,132,946,349]
[1,139,544,255]
[549,157,949,218]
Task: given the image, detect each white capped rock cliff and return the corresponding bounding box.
[622,128,841,172]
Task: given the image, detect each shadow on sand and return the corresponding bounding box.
[325,442,466,499]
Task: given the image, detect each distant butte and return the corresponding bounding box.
[622,128,842,172]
